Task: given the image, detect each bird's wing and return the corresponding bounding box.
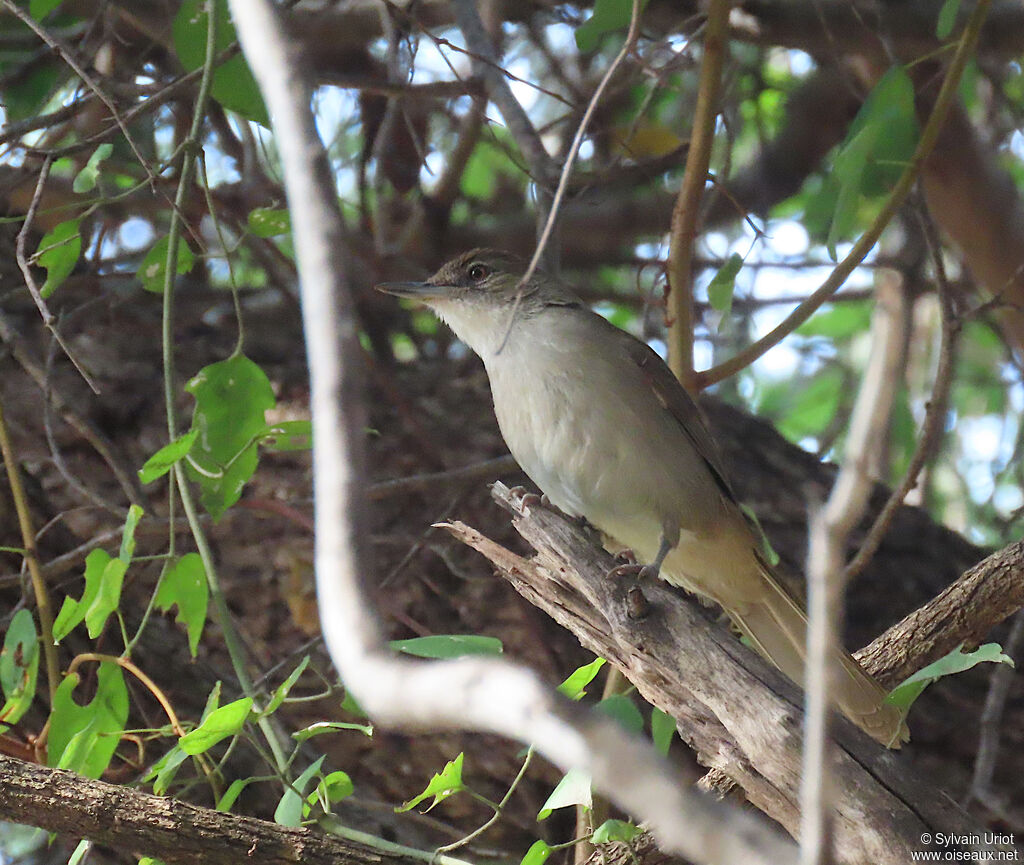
[606,320,738,503]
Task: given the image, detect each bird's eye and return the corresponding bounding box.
[468,263,490,282]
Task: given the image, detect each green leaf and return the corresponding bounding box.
[247,207,291,238]
[937,0,961,38]
[776,365,845,442]
[887,643,1014,712]
[139,430,200,484]
[36,219,81,298]
[650,707,676,756]
[575,0,650,52]
[0,609,39,731]
[274,755,324,827]
[592,819,641,843]
[796,301,873,340]
[67,840,90,865]
[139,236,195,294]
[389,634,503,659]
[258,420,312,452]
[154,553,208,657]
[340,689,367,718]
[309,770,354,811]
[595,694,644,734]
[261,655,310,718]
[293,720,374,742]
[173,0,269,126]
[520,840,552,865]
[29,0,66,16]
[84,555,128,639]
[52,549,127,641]
[72,143,113,193]
[178,697,253,755]
[707,253,742,316]
[538,767,591,819]
[4,61,59,121]
[48,661,128,778]
[557,657,606,701]
[147,745,189,795]
[216,777,255,812]
[461,131,523,200]
[185,355,276,520]
[396,752,465,813]
[828,125,875,260]
[826,66,919,258]
[119,504,144,563]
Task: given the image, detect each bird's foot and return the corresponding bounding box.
[606,551,654,619]
[507,486,549,510]
[606,550,661,582]
[626,584,651,619]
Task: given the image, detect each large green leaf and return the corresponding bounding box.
[887,643,1013,712]
[154,553,208,657]
[185,355,276,520]
[52,549,128,641]
[0,609,39,731]
[396,753,465,813]
[48,661,128,778]
[575,0,650,52]
[173,0,269,126]
[389,634,503,659]
[36,219,81,298]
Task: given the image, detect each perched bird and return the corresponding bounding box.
[377,248,908,747]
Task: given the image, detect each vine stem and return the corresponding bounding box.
[156,0,289,775]
[0,397,59,703]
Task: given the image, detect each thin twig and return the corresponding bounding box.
[0,396,59,702]
[841,201,959,583]
[1,0,155,189]
[154,0,288,776]
[12,154,101,394]
[696,0,992,388]
[450,0,552,186]
[667,0,732,389]
[498,0,643,354]
[0,308,143,506]
[964,610,1024,816]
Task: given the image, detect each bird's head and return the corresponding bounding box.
[376,249,578,357]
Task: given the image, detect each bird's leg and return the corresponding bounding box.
[639,534,674,582]
[606,534,674,581]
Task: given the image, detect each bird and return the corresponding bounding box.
[377,248,908,747]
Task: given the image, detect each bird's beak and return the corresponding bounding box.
[375,280,445,300]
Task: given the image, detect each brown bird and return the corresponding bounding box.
[378,249,908,747]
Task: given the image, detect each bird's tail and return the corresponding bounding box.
[728,562,909,748]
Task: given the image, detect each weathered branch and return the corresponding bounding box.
[441,482,1020,865]
[856,539,1024,688]
[0,754,468,865]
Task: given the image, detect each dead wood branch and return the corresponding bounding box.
[441,482,1020,865]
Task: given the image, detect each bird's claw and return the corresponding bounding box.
[627,585,651,619]
[508,485,545,510]
[606,559,660,582]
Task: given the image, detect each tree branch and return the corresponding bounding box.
[441,482,1018,864]
[667,0,731,388]
[0,754,472,865]
[855,539,1024,688]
